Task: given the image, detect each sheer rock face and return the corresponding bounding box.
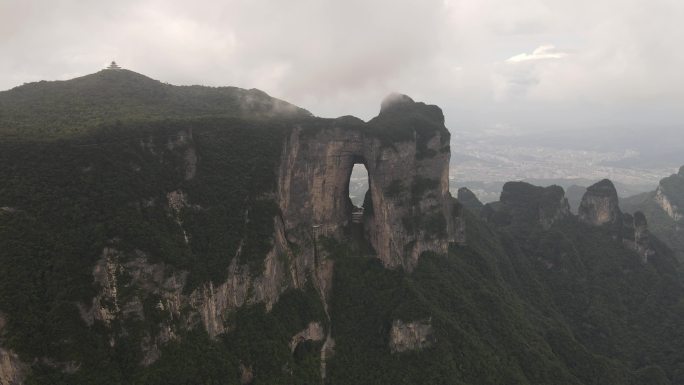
[579,179,622,227]
[484,182,570,229]
[0,348,26,385]
[78,247,122,327]
[389,319,436,353]
[64,95,462,371]
[655,186,682,222]
[0,313,24,385]
[277,94,462,272]
[655,184,683,222]
[579,180,655,262]
[78,231,291,365]
[289,322,325,352]
[622,212,655,263]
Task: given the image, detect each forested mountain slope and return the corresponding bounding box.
[1,70,683,385]
[622,167,684,262]
[0,69,309,138]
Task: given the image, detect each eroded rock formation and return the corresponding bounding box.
[655,167,684,224]
[0,348,26,385]
[579,179,622,227]
[389,318,436,353]
[277,94,462,272]
[482,182,570,229]
[622,212,655,263]
[579,180,655,262]
[0,312,26,385]
[289,322,325,352]
[60,94,463,378]
[79,238,291,345]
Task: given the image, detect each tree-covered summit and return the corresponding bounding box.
[0,69,310,139]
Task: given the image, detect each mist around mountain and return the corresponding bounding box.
[0,69,309,139]
[1,70,684,385]
[449,127,682,204]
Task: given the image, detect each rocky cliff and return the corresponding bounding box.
[389,318,435,353]
[477,179,656,262]
[27,93,464,380]
[0,348,25,385]
[579,179,655,262]
[654,168,684,222]
[277,93,463,273]
[620,166,684,263]
[482,182,570,229]
[5,70,684,385]
[0,312,25,385]
[622,212,655,263]
[578,179,622,227]
[655,188,682,222]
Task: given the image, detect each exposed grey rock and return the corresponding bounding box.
[389,318,435,353]
[320,333,336,380]
[189,216,292,338]
[239,362,254,384]
[166,190,188,213]
[166,189,190,244]
[579,179,622,226]
[655,185,682,222]
[78,247,122,327]
[289,322,325,352]
[578,179,657,261]
[68,95,463,373]
[79,215,292,347]
[622,212,655,263]
[0,348,26,385]
[277,94,462,272]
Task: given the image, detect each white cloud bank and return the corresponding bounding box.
[506,45,569,63]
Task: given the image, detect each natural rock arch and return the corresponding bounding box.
[346,158,369,207]
[276,94,464,274]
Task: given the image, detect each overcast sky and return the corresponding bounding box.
[2,0,683,134]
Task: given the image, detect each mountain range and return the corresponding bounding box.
[1,69,684,385]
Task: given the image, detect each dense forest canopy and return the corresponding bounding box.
[0,69,310,139]
[1,71,684,385]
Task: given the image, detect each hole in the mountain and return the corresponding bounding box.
[349,163,369,207]
[345,160,375,255]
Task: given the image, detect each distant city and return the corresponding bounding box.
[350,127,683,205]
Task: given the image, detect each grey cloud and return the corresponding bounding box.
[1,0,683,133]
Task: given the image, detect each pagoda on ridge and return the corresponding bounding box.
[107,61,122,70]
